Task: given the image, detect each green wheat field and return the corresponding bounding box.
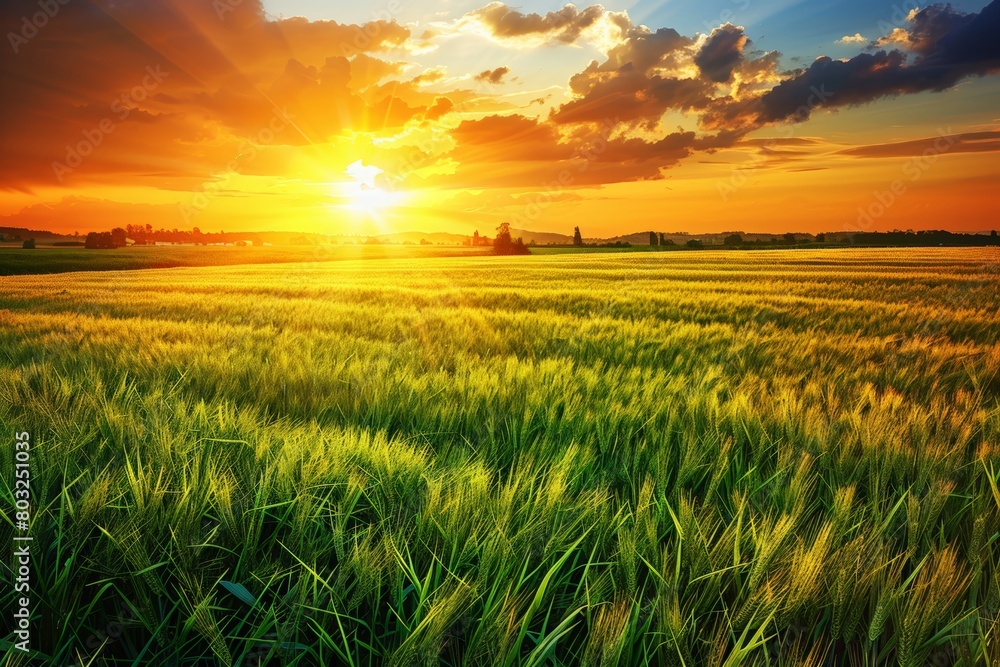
[2,247,1000,666]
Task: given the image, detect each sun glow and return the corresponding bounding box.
[339,160,406,214]
[345,184,405,213]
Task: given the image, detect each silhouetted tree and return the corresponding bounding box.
[686,239,704,249]
[573,226,583,246]
[111,227,127,247]
[783,232,797,243]
[816,233,826,243]
[22,239,35,249]
[85,232,116,249]
[649,231,658,246]
[493,222,530,255]
[724,234,743,246]
[659,233,666,246]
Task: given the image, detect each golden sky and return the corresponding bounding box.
[1,0,998,237]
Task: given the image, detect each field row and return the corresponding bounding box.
[0,248,998,665]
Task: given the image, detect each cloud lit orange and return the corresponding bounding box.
[0,0,997,236]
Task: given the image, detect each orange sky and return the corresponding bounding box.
[1,0,998,237]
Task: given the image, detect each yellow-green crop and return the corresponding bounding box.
[0,248,998,665]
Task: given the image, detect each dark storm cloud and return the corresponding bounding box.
[695,24,748,83]
[759,0,1000,123]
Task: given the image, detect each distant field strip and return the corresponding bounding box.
[0,248,999,665]
[0,244,482,276]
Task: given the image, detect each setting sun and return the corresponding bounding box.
[337,160,406,217]
[2,0,997,236]
[346,185,403,214]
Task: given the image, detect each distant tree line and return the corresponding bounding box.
[719,230,998,248]
[720,232,804,247]
[82,225,262,249]
[67,225,1000,253]
[851,230,999,247]
[84,228,127,249]
[646,229,998,250]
